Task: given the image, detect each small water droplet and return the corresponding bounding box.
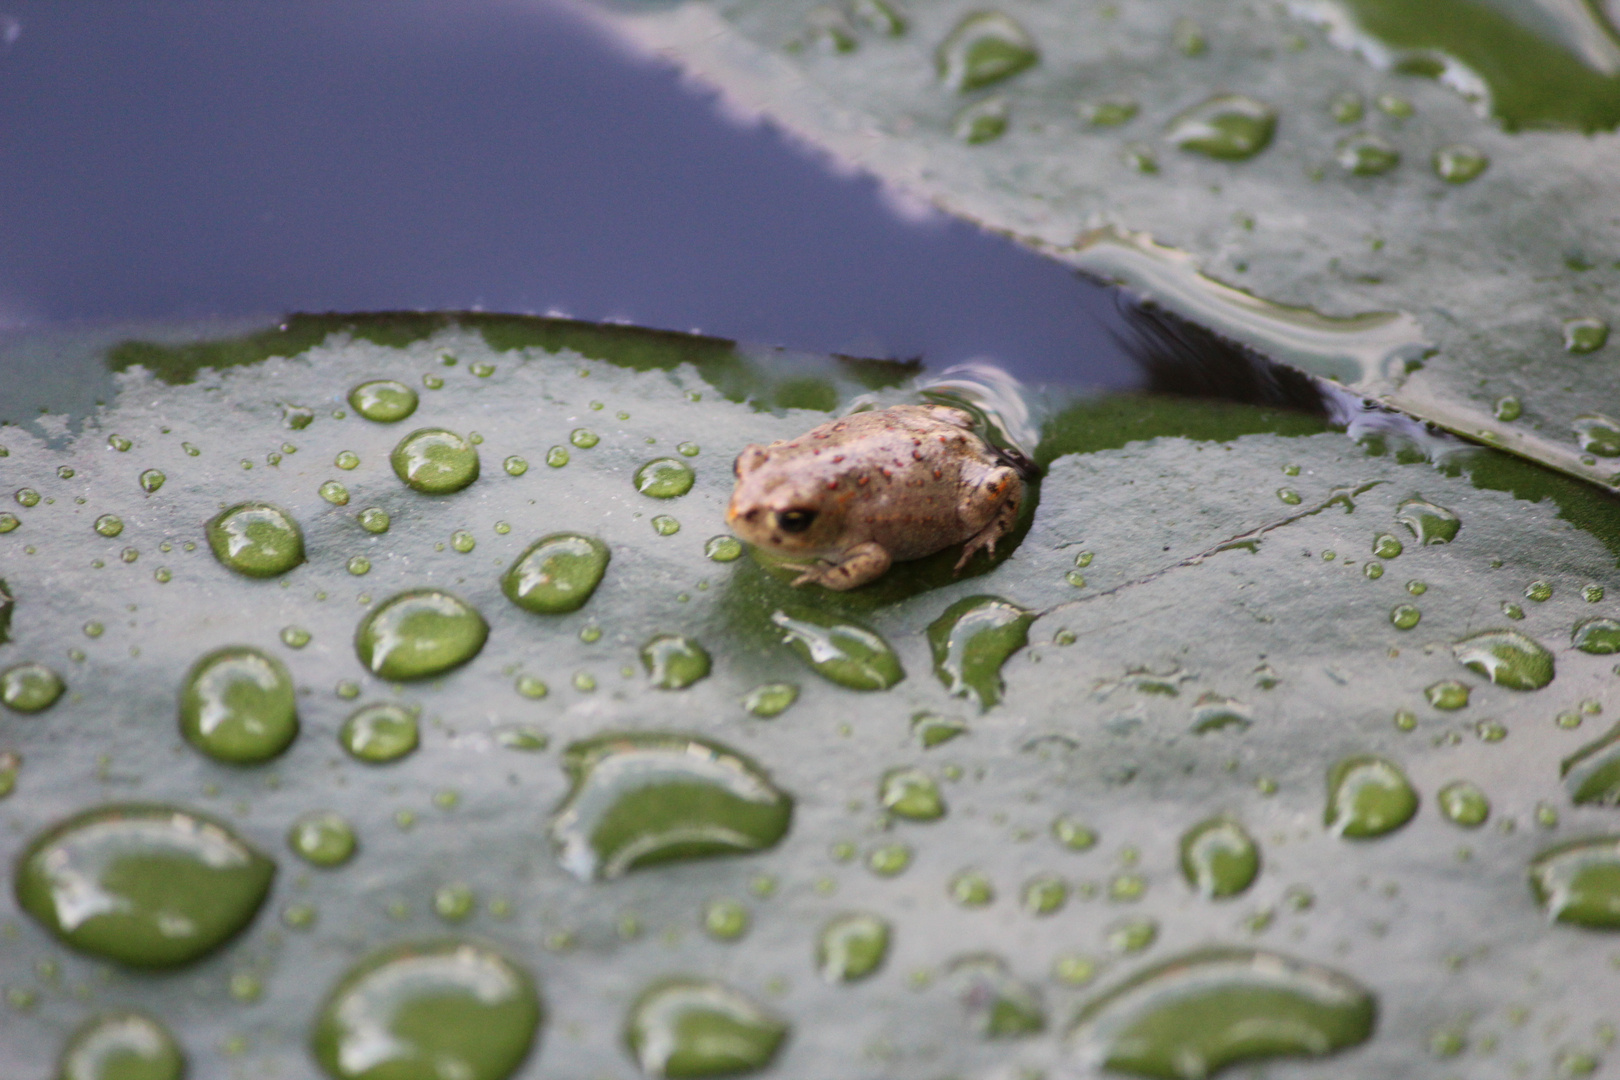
[950,869,995,907]
[634,457,696,498]
[1475,718,1507,742]
[569,428,599,449]
[499,454,528,478]
[502,533,610,614]
[1053,816,1098,850]
[1120,142,1160,173]
[1565,318,1611,354]
[1363,562,1383,579]
[1426,679,1470,709]
[936,11,1038,92]
[1438,780,1490,826]
[651,515,680,535]
[1180,816,1260,898]
[545,446,569,468]
[205,503,304,578]
[1574,413,1620,457]
[953,95,1010,143]
[182,442,200,457]
[470,361,495,377]
[1393,708,1417,731]
[1390,604,1421,630]
[14,488,39,507]
[356,590,488,680]
[1,662,64,713]
[1166,94,1278,160]
[912,710,968,746]
[1022,874,1069,915]
[772,608,904,690]
[448,529,475,554]
[743,683,798,717]
[0,512,17,533]
[339,702,420,763]
[1328,92,1364,123]
[626,979,786,1078]
[1575,617,1620,654]
[515,675,548,699]
[1454,629,1555,689]
[1502,601,1525,620]
[1371,533,1403,559]
[391,428,479,493]
[947,955,1044,1037]
[880,767,945,821]
[91,514,123,538]
[641,634,711,689]
[434,882,475,922]
[817,912,890,981]
[1172,16,1206,55]
[1531,837,1620,928]
[1325,756,1417,839]
[1432,143,1489,183]
[288,811,356,867]
[866,843,912,876]
[1277,487,1302,504]
[1335,132,1399,174]
[703,899,749,941]
[422,373,443,389]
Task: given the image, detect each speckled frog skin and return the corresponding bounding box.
[726,404,1024,590]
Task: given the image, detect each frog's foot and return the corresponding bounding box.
[954,496,1020,572]
[788,542,892,591]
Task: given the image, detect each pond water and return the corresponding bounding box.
[0,0,1139,429]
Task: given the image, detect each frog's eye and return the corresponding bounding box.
[776,509,817,534]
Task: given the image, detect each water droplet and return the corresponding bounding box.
[540,448,567,471]
[1336,132,1400,174]
[817,912,890,981]
[390,428,480,494]
[179,647,298,764]
[626,979,786,1078]
[912,710,968,746]
[1566,318,1611,354]
[1180,816,1260,898]
[288,810,357,868]
[1367,533,1403,560]
[947,955,1045,1037]
[1394,708,1417,731]
[1531,837,1620,929]
[936,11,1038,92]
[1081,96,1138,126]
[1189,693,1252,733]
[1390,604,1421,630]
[206,502,304,578]
[88,514,123,540]
[1574,414,1620,456]
[926,596,1034,710]
[880,767,945,821]
[312,941,541,1080]
[1068,948,1376,1075]
[772,608,903,690]
[640,634,711,690]
[502,533,610,614]
[954,95,1009,143]
[346,555,372,577]
[153,567,171,583]
[1054,954,1099,986]
[0,512,17,533]
[1107,916,1159,953]
[950,869,995,907]
[852,0,905,35]
[14,487,39,507]
[569,428,599,449]
[867,842,912,876]
[334,451,360,472]
[315,482,349,509]
[1325,755,1418,838]
[58,465,76,479]
[339,702,420,764]
[107,434,133,452]
[1438,780,1490,826]
[743,683,798,717]
[1053,816,1098,850]
[58,1012,185,1080]
[1,662,64,713]
[446,529,474,554]
[634,457,696,498]
[422,373,444,390]
[514,675,549,700]
[1575,617,1620,654]
[348,379,420,423]
[1173,16,1206,55]
[181,442,200,457]
[1166,94,1277,160]
[551,732,792,880]
[643,514,677,536]
[1426,679,1471,710]
[1454,629,1555,689]
[703,899,749,941]
[1395,498,1460,544]
[356,590,488,680]
[1066,570,1088,588]
[1475,718,1508,742]
[16,804,274,967]
[1363,562,1383,579]
[1120,142,1160,173]
[1022,874,1069,915]
[1525,579,1554,602]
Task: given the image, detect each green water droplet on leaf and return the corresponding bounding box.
[280,625,311,648]
[16,804,274,968]
[569,428,599,449]
[651,515,680,536]
[502,533,610,614]
[772,608,903,691]
[912,710,968,746]
[1166,94,1277,160]
[178,647,298,764]
[1574,414,1620,456]
[641,634,711,689]
[1363,562,1383,579]
[1493,394,1522,421]
[1454,629,1555,689]
[1531,837,1620,929]
[703,899,749,941]
[950,869,995,907]
[1325,755,1418,838]
[947,955,1044,1037]
[1566,318,1611,354]
[346,556,370,576]
[625,979,786,1079]
[1067,948,1376,1075]
[334,451,360,471]
[2,662,64,713]
[207,503,304,577]
[1575,618,1620,654]
[936,11,1038,92]
[451,530,476,553]
[880,766,945,821]
[1372,533,1403,558]
[1336,132,1400,174]
[15,487,39,507]
[551,732,792,881]
[1053,816,1098,850]
[545,447,569,468]
[500,455,528,477]
[867,843,911,876]
[1179,816,1260,898]
[634,457,696,498]
[1395,498,1460,545]
[705,535,743,562]
[391,428,480,493]
[1426,679,1471,709]
[312,940,541,1080]
[355,590,488,680]
[58,1011,185,1080]
[0,512,17,533]
[357,507,390,534]
[339,702,420,763]
[288,811,356,867]
[817,912,890,982]
[742,683,797,717]
[1438,780,1490,826]
[320,481,349,506]
[349,380,419,423]
[954,95,1010,143]
[1022,874,1069,915]
[1390,604,1421,629]
[926,595,1034,710]
[1276,487,1301,504]
[93,514,123,538]
[515,675,548,699]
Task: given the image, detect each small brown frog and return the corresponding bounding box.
[727,404,1024,590]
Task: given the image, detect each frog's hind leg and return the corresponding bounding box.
[791,541,892,591]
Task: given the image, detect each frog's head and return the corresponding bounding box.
[726,443,846,557]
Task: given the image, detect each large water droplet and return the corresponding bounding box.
[15,804,274,968]
[817,912,890,982]
[2,661,64,713]
[348,380,419,423]
[1561,722,1620,805]
[1067,948,1376,1076]
[1574,617,1620,654]
[935,11,1038,92]
[634,458,695,498]
[58,1012,185,1080]
[356,590,488,680]
[1574,414,1620,457]
[1532,837,1620,929]
[206,502,304,578]
[391,428,480,493]
[312,941,541,1080]
[880,767,945,821]
[626,979,787,1078]
[178,647,298,764]
[551,733,792,881]
[926,595,1034,710]
[1395,497,1459,545]
[1179,816,1260,898]
[502,534,610,615]
[1165,95,1277,160]
[1325,755,1418,838]
[340,702,420,763]
[641,634,711,689]
[1453,629,1555,689]
[771,608,904,690]
[947,955,1046,1038]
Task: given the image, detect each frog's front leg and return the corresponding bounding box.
[954,464,1023,571]
[787,541,892,591]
